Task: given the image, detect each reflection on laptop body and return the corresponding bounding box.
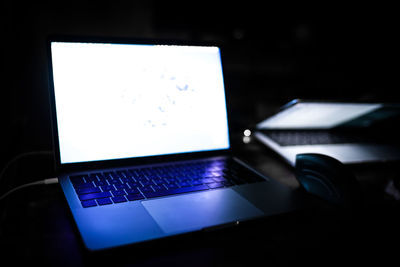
[47,37,298,251]
[254,99,400,166]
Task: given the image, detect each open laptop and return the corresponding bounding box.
[47,36,298,251]
[254,99,400,166]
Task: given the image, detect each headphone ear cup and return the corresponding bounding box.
[295,168,343,205]
[295,153,362,207]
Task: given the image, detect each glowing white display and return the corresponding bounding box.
[257,102,382,129]
[51,42,230,164]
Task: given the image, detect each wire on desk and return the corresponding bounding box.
[0,151,56,201]
[0,177,59,201]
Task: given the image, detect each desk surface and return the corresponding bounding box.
[1,135,400,266]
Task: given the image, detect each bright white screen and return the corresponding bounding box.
[51,42,230,164]
[257,102,382,129]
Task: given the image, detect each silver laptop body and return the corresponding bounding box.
[255,99,400,166]
[47,36,298,251]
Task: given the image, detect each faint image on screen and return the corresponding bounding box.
[51,42,230,164]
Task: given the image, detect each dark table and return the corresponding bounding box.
[1,134,400,266]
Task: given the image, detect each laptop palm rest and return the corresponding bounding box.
[142,188,264,234]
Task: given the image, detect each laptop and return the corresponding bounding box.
[47,36,298,251]
[254,99,400,166]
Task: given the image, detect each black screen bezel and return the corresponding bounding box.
[46,35,232,174]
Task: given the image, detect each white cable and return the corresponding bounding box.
[0,177,58,201]
[44,177,59,185]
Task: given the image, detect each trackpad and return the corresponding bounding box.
[142,189,264,234]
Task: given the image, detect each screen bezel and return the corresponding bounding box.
[47,35,231,174]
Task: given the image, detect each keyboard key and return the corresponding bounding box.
[111,190,126,197]
[126,188,140,194]
[152,178,164,185]
[78,191,112,201]
[120,177,132,183]
[191,180,203,186]
[165,177,178,183]
[152,185,166,192]
[100,185,115,192]
[136,176,148,182]
[126,193,144,201]
[165,183,179,190]
[127,181,141,188]
[97,197,113,205]
[139,186,153,193]
[81,199,97,208]
[177,181,190,187]
[114,184,129,190]
[76,187,101,195]
[109,179,122,185]
[140,180,153,186]
[204,171,222,178]
[94,180,108,187]
[112,196,127,203]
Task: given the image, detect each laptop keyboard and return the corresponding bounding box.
[262,130,361,146]
[70,158,264,208]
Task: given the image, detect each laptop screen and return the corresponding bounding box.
[50,41,230,164]
[256,102,383,130]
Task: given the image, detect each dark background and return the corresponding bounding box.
[1,1,397,174]
[1,2,399,265]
